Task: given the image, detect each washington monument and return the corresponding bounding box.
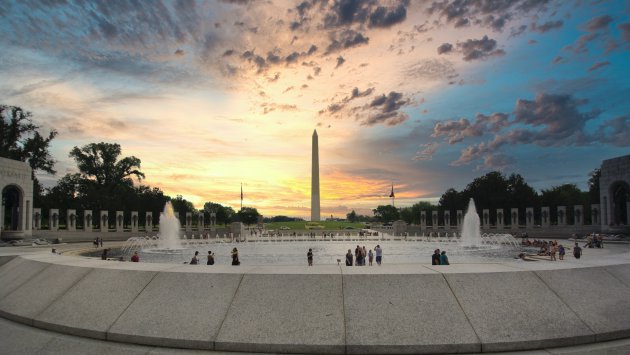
[311,130,320,221]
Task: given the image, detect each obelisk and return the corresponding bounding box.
[311,130,320,221]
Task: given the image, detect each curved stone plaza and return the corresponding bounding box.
[1,240,630,354]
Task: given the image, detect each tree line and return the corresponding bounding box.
[348,170,601,225]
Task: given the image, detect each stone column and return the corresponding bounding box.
[482,209,490,227]
[84,210,92,232]
[431,211,438,229]
[590,204,599,225]
[210,212,216,230]
[100,211,109,232]
[574,205,584,226]
[496,209,504,229]
[116,211,124,232]
[131,211,139,232]
[198,213,205,232]
[541,207,550,227]
[67,209,77,231]
[33,208,41,230]
[392,220,407,236]
[526,208,534,228]
[146,212,153,233]
[557,206,567,226]
[510,208,519,229]
[444,211,451,229]
[420,211,426,231]
[185,212,192,232]
[49,209,59,231]
[456,210,463,229]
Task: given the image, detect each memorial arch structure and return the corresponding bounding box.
[0,157,33,240]
[600,154,630,233]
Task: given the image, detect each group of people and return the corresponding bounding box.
[431,249,449,265]
[583,234,604,248]
[345,245,382,266]
[93,237,104,248]
[523,240,582,261]
[188,248,239,265]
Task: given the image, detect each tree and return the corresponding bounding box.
[1,105,58,179]
[235,207,261,225]
[372,205,399,223]
[588,168,601,204]
[346,210,358,222]
[69,142,144,189]
[203,202,235,225]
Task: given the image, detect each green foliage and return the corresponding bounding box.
[264,221,365,231]
[372,205,399,223]
[69,142,145,188]
[235,207,261,225]
[346,210,357,222]
[0,105,57,180]
[263,215,304,222]
[203,202,235,225]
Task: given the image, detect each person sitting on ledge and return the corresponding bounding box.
[440,250,450,265]
[131,251,140,262]
[101,248,110,260]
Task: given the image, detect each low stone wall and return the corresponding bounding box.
[1,254,630,354]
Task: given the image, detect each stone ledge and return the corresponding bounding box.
[1,255,629,354]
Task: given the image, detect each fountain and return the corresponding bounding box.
[157,201,182,249]
[460,198,482,247]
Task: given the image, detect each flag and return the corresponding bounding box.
[389,183,395,198]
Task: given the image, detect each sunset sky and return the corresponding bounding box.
[1,0,629,218]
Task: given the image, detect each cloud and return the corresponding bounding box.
[260,102,298,115]
[335,56,345,68]
[438,93,608,166]
[325,29,369,54]
[362,91,409,126]
[585,15,613,32]
[529,20,563,33]
[551,56,566,64]
[457,35,505,61]
[404,58,457,81]
[412,142,439,161]
[174,49,185,56]
[594,115,630,146]
[437,43,453,54]
[587,61,610,72]
[480,154,515,170]
[368,5,407,28]
[318,86,374,116]
[427,0,551,32]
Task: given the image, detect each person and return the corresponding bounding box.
[345,249,353,266]
[99,237,103,247]
[131,251,140,262]
[375,245,382,265]
[368,249,373,266]
[231,247,240,265]
[440,250,449,265]
[190,251,199,265]
[307,248,313,266]
[558,245,565,261]
[362,246,367,266]
[207,251,215,265]
[573,242,582,259]
[355,245,361,266]
[101,248,110,260]
[550,244,557,261]
[432,249,441,265]
[93,238,98,248]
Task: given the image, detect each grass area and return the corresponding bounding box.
[263,221,366,231]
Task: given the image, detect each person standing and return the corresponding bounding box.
[131,251,140,262]
[362,246,367,266]
[355,245,361,266]
[307,248,313,266]
[573,242,582,259]
[368,249,374,266]
[440,250,449,265]
[375,245,382,265]
[231,248,240,265]
[207,251,215,265]
[432,249,441,265]
[346,249,353,266]
[558,245,565,261]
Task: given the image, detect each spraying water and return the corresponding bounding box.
[460,198,482,247]
[158,201,182,249]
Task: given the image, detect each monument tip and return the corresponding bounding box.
[313,129,317,135]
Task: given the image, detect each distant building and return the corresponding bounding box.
[0,157,34,240]
[600,154,630,232]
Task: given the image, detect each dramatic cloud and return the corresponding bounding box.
[335,56,346,68]
[369,5,407,28]
[619,23,630,42]
[429,93,629,167]
[588,61,610,72]
[457,35,505,61]
[404,58,457,81]
[325,29,369,54]
[322,0,409,29]
[319,86,374,116]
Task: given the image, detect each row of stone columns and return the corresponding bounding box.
[31,209,218,232]
[419,205,600,229]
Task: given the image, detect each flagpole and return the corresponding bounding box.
[240,183,243,210]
